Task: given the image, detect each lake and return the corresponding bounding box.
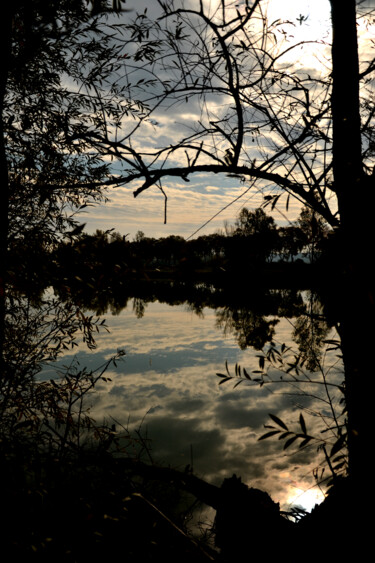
[44,283,343,515]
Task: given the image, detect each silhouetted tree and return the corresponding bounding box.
[0,1,137,372]
[234,207,276,237]
[297,206,331,262]
[100,0,375,493]
[278,225,306,262]
[233,207,280,261]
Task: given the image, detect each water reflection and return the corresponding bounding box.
[216,307,279,350]
[48,280,340,513]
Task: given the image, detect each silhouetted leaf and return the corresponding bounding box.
[332,454,346,463]
[218,377,232,385]
[299,436,313,448]
[330,434,346,457]
[14,420,34,430]
[283,436,298,450]
[243,368,251,380]
[299,413,307,434]
[333,461,346,471]
[278,431,292,440]
[257,355,265,370]
[268,413,289,431]
[258,430,281,441]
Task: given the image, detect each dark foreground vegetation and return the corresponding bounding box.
[1,438,363,562]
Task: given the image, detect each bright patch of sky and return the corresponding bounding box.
[266,0,331,40]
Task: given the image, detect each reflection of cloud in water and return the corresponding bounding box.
[53,301,334,511]
[141,416,224,471]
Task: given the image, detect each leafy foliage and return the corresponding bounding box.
[1,0,135,516]
[5,0,140,253]
[0,287,126,452]
[217,329,348,488]
[1,0,138,454]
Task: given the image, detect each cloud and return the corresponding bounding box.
[82,173,303,239]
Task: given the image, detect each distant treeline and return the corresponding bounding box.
[8,206,335,296]
[51,206,331,280]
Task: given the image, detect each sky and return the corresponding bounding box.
[80,0,334,240]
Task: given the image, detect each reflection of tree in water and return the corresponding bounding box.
[292,292,332,372]
[56,275,332,363]
[216,307,279,350]
[54,275,336,374]
[132,297,147,319]
[215,290,332,361]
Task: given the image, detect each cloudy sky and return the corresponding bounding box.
[80,0,334,240]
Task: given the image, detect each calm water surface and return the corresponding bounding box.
[47,296,342,512]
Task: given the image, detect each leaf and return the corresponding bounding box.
[333,461,346,471]
[243,368,251,380]
[258,430,281,441]
[257,355,265,370]
[322,339,341,348]
[283,435,298,450]
[330,434,346,458]
[299,413,307,435]
[332,454,346,463]
[299,436,313,448]
[218,377,232,385]
[278,431,292,440]
[271,194,281,210]
[268,413,289,431]
[14,420,34,430]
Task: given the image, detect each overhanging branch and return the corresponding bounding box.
[130,163,339,227]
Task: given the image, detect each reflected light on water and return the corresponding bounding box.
[287,486,325,513]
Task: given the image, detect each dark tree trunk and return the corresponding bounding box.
[330,0,375,486]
